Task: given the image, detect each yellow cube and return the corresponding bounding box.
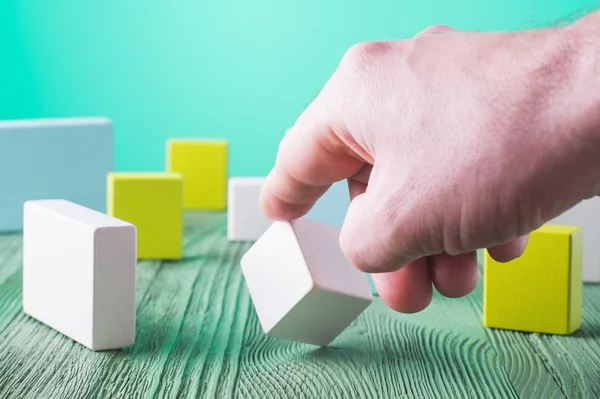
[107,173,183,259]
[166,139,228,210]
[484,225,582,335]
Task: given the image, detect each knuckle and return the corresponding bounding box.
[341,41,393,70]
[442,220,470,255]
[417,24,454,37]
[276,135,291,160]
[382,197,441,258]
[375,204,418,265]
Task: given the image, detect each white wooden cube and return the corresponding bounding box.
[241,218,373,346]
[550,197,600,282]
[23,200,137,351]
[227,177,273,241]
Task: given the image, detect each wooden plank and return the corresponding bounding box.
[1,213,600,398]
[523,286,600,398]
[0,233,21,284]
[0,234,23,336]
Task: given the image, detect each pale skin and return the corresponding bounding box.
[259,11,600,313]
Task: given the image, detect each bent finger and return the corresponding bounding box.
[371,258,433,313]
[428,251,478,298]
[487,235,530,263]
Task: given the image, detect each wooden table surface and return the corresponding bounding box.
[1,212,600,398]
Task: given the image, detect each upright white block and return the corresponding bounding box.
[0,117,113,232]
[241,218,373,346]
[550,198,600,282]
[23,200,136,351]
[227,177,273,241]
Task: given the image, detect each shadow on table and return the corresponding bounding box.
[569,318,600,340]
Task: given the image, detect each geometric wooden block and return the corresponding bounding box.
[23,200,136,351]
[166,139,228,210]
[241,218,373,346]
[107,173,183,260]
[227,177,273,241]
[305,180,378,295]
[550,198,600,282]
[0,117,113,232]
[484,224,583,335]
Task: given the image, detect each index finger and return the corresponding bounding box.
[259,102,365,220]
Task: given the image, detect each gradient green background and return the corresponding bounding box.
[1,1,597,176]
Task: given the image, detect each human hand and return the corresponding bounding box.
[260,19,600,313]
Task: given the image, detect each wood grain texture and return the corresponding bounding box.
[1,212,600,398]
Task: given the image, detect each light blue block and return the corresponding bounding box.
[306,180,377,295]
[367,275,377,295]
[306,180,351,227]
[0,117,113,232]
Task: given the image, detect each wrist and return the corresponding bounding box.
[556,11,600,197]
[564,11,600,141]
[514,12,600,202]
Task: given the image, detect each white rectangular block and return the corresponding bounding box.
[227,177,273,241]
[241,218,373,346]
[550,198,600,282]
[23,200,136,351]
[0,117,113,232]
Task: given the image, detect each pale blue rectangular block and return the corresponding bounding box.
[0,117,113,232]
[306,180,350,227]
[306,180,377,295]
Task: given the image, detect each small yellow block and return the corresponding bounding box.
[107,173,183,260]
[166,139,228,210]
[484,225,582,335]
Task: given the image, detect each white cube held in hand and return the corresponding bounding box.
[227,177,273,241]
[241,218,373,346]
[550,197,600,282]
[23,200,136,351]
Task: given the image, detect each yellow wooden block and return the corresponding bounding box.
[166,139,228,210]
[484,225,582,335]
[107,173,183,260]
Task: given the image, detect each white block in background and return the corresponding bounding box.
[227,177,273,241]
[241,218,373,346]
[23,200,137,351]
[550,197,600,282]
[0,117,113,232]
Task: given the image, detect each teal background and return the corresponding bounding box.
[1,1,598,176]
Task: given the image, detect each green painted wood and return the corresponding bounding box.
[1,212,600,398]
